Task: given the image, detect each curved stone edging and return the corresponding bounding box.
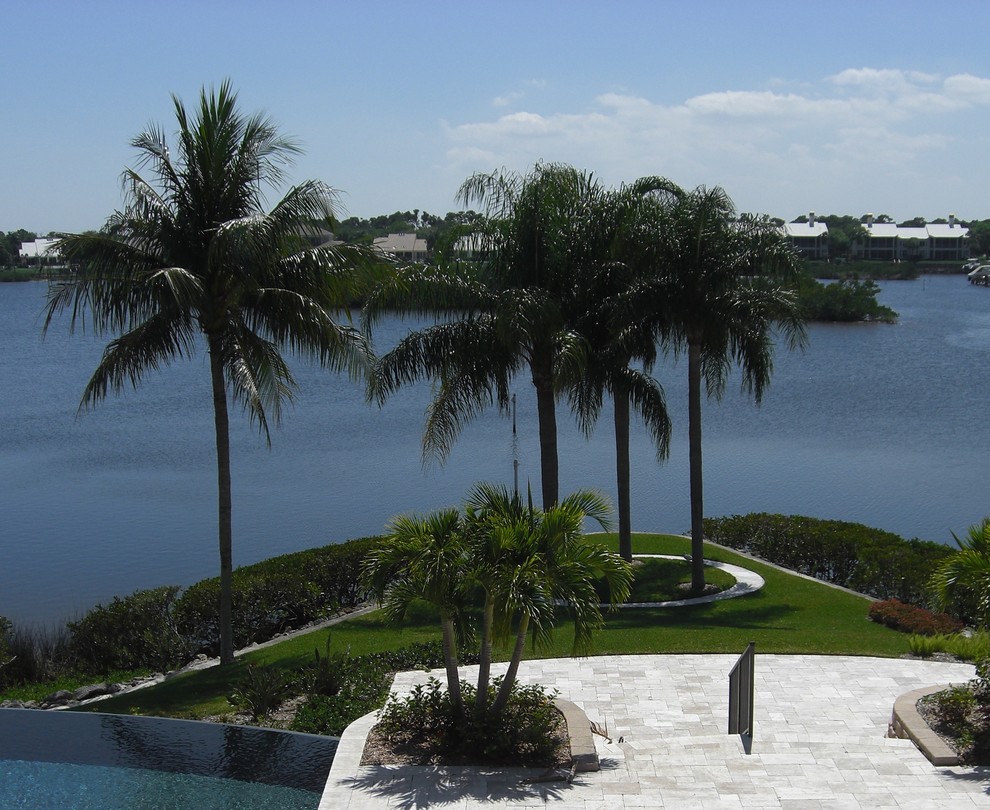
[612,554,765,608]
[889,683,965,766]
[320,696,598,807]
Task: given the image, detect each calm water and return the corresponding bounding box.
[1,276,988,625]
[0,708,335,808]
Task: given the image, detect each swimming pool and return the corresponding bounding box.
[0,708,337,809]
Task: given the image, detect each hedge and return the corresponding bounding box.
[703,513,954,606]
[66,536,381,672]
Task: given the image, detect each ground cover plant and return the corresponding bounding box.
[919,659,990,763]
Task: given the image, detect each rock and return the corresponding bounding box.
[72,683,112,702]
[40,690,73,706]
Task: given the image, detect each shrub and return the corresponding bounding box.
[951,632,990,663]
[704,513,953,605]
[174,537,380,656]
[2,622,74,685]
[68,586,188,674]
[291,640,459,737]
[374,677,565,766]
[925,686,977,736]
[907,634,949,658]
[229,665,296,721]
[868,599,963,636]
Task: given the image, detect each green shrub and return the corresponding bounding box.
[907,634,950,658]
[229,665,297,721]
[950,632,990,663]
[290,640,458,736]
[68,586,188,674]
[704,513,953,605]
[868,599,963,636]
[925,686,976,736]
[374,677,565,766]
[175,537,380,656]
[0,617,13,688]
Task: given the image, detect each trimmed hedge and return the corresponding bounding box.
[65,536,381,672]
[703,513,954,606]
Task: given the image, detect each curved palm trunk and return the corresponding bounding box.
[208,342,235,666]
[440,613,463,715]
[474,596,494,715]
[687,337,706,591]
[490,612,529,717]
[533,356,559,509]
[613,388,632,561]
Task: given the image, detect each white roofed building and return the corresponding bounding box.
[783,213,829,259]
[18,238,59,261]
[372,233,429,263]
[853,214,970,261]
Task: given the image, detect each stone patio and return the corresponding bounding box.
[322,654,988,809]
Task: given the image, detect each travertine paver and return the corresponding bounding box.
[322,655,988,808]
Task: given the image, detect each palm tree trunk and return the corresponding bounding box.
[474,596,494,715]
[490,612,529,717]
[440,613,463,715]
[208,342,235,666]
[614,388,632,561]
[533,357,559,509]
[687,337,706,591]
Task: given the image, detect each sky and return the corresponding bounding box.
[4,0,990,234]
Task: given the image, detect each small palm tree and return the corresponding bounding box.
[363,483,632,724]
[464,483,631,718]
[931,518,990,628]
[45,82,376,664]
[362,510,472,715]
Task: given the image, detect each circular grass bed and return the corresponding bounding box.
[598,557,737,604]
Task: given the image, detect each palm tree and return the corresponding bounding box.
[362,509,471,715]
[931,518,990,628]
[628,185,806,591]
[366,163,597,510]
[565,180,679,561]
[44,82,375,664]
[464,483,631,717]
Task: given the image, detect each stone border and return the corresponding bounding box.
[889,684,964,766]
[612,554,765,608]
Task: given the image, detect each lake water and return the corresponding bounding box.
[1,276,988,626]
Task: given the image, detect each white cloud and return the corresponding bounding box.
[443,68,990,219]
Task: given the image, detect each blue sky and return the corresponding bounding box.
[5,0,990,233]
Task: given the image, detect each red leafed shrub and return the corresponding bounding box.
[868,598,964,636]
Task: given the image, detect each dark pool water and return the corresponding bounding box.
[0,709,337,809]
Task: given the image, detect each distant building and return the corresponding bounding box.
[782,213,829,260]
[372,233,429,262]
[19,238,59,261]
[854,214,969,261]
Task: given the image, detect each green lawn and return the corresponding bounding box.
[82,533,907,719]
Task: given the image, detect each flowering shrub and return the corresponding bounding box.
[868,598,963,636]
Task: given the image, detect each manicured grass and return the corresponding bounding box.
[614,556,736,603]
[82,533,908,719]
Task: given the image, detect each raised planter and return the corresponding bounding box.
[889,684,963,766]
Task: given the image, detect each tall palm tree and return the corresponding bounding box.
[366,163,596,510]
[565,180,679,561]
[44,82,375,664]
[628,185,806,590]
